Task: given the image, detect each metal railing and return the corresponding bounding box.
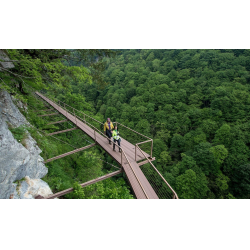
[114,121,153,160]
[136,145,178,199]
[19,76,178,199]
[36,90,153,162]
[35,90,178,199]
[35,91,151,198]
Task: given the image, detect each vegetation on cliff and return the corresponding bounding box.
[0,49,133,199]
[2,49,250,199]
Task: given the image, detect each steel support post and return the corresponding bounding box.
[64,103,67,119]
[73,108,77,125]
[150,140,153,159]
[94,129,96,143]
[135,144,137,161]
[121,150,123,166]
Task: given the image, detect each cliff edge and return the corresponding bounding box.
[0,90,53,199]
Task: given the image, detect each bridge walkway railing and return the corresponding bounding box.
[35,90,178,199]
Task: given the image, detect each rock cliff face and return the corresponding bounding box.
[0,90,52,199]
[0,49,14,70]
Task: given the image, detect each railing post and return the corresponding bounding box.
[121,150,122,166]
[64,103,67,119]
[84,114,86,123]
[73,108,77,125]
[94,128,96,143]
[150,139,153,159]
[95,129,96,144]
[135,144,137,162]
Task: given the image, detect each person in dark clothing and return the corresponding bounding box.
[104,118,114,144]
[112,126,121,152]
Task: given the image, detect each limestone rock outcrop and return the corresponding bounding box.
[0,49,14,70]
[0,90,52,199]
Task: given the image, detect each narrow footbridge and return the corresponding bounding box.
[35,91,178,199]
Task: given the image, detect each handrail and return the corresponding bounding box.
[112,122,153,159]
[121,150,149,199]
[136,140,152,145]
[50,94,150,151]
[135,139,153,162]
[40,91,155,162]
[114,121,152,140]
[36,91,150,199]
[75,115,150,198]
[27,79,176,199]
[38,92,150,138]
[36,91,154,159]
[36,91,104,126]
[36,91,123,153]
[71,114,150,199]
[136,144,179,199]
[135,139,154,162]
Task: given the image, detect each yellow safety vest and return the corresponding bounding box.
[112,130,120,140]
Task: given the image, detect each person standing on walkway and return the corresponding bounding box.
[112,126,121,152]
[104,118,114,144]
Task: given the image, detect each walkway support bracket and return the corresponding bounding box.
[138,157,156,167]
[34,91,179,199]
[38,113,58,117]
[47,119,68,125]
[37,169,123,199]
[34,109,54,112]
[44,143,96,163]
[47,127,78,136]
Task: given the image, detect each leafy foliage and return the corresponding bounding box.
[1,49,133,199]
[71,178,134,199]
[0,49,116,94]
[4,49,250,199]
[80,49,250,199]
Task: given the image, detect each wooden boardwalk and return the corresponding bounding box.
[36,92,158,199]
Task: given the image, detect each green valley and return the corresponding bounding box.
[81,49,250,199]
[1,49,250,199]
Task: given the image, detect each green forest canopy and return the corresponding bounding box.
[2,49,250,199]
[0,49,116,92]
[80,49,250,199]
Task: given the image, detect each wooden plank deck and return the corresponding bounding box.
[36,92,158,199]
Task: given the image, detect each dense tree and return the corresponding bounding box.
[80,49,250,199]
[1,49,133,199]
[4,49,250,199]
[176,169,209,199]
[0,49,115,93]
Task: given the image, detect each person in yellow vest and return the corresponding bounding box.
[104,118,114,144]
[112,126,121,152]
